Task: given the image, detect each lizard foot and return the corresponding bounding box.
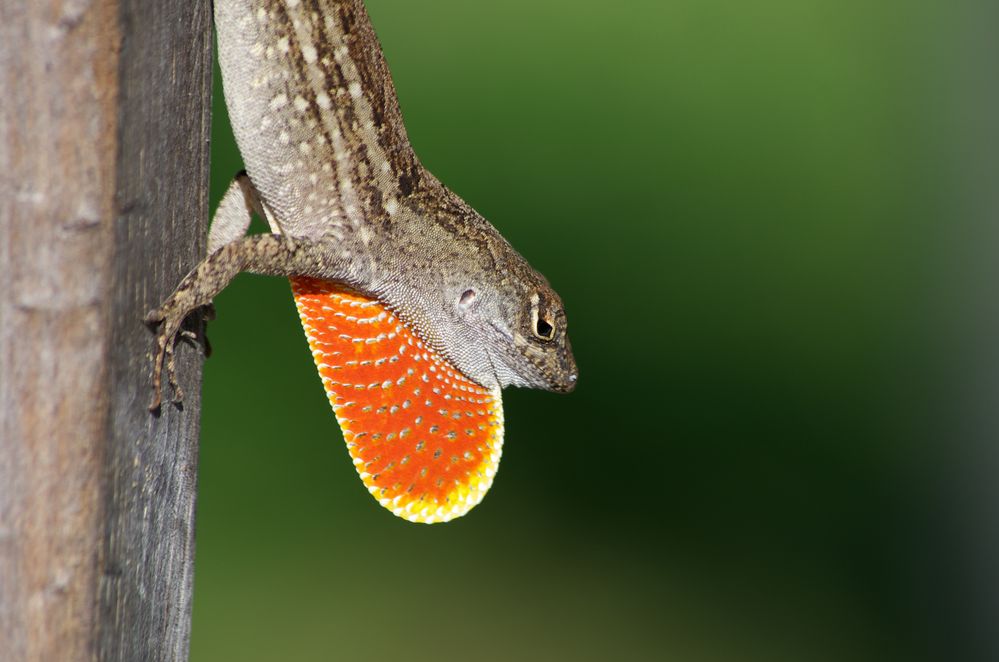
[145,301,214,412]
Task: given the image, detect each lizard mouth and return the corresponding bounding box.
[552,370,578,393]
[485,319,577,392]
[543,363,578,394]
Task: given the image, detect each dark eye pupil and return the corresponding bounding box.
[536,318,554,339]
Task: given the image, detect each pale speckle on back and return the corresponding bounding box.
[217,0,410,240]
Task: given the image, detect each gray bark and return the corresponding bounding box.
[0,1,212,660]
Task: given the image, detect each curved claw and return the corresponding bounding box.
[179,329,199,347]
[178,315,213,357]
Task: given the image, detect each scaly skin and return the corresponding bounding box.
[147,0,576,521]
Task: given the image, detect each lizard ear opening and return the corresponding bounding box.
[458,289,477,308]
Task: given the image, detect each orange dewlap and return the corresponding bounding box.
[290,277,504,523]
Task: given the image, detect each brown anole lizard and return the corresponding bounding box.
[146,0,577,523]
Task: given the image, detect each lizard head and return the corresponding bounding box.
[450,267,577,394]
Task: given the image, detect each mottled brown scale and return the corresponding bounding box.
[146,0,576,523]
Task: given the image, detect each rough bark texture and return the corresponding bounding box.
[0,1,211,660]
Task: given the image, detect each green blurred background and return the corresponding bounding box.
[191,1,998,660]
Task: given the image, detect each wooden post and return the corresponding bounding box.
[0,2,212,660]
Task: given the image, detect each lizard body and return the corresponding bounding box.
[148,0,576,522]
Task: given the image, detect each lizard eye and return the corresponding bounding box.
[534,316,555,341]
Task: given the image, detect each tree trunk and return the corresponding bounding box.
[0,1,212,660]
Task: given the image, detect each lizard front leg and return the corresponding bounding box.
[173,171,272,365]
[208,170,281,252]
[145,234,365,411]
